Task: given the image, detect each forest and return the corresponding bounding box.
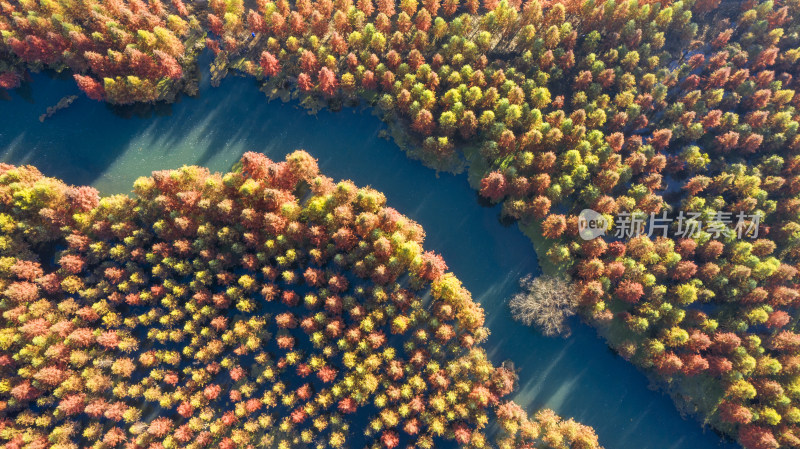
[0,153,602,448]
[1,0,800,448]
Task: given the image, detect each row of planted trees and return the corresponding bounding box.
[0,151,601,449]
[2,0,800,447]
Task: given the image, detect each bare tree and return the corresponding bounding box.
[509,274,578,337]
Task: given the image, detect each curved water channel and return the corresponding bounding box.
[0,69,739,449]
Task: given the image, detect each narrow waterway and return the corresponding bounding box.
[0,69,738,449]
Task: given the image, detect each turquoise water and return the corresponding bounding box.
[0,70,739,449]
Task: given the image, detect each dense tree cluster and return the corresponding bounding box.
[0,152,602,449]
[221,2,800,447]
[3,0,800,447]
[0,0,203,102]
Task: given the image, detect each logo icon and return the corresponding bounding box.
[578,209,607,240]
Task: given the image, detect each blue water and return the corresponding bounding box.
[0,70,739,449]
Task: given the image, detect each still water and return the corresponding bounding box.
[0,69,739,449]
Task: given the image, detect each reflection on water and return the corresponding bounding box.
[0,70,739,449]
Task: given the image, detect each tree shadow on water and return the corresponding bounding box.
[106,99,177,119]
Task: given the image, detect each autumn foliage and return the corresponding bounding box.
[0,153,601,449]
[0,0,200,103]
[2,0,800,447]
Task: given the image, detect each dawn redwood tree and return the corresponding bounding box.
[318,66,338,96]
[73,75,104,101]
[479,171,507,202]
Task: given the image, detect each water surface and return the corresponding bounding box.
[0,70,739,449]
